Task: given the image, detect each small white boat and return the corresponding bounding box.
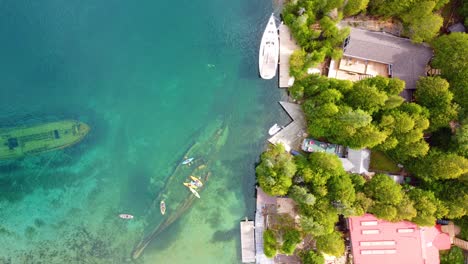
[268,124,282,135]
[182,158,194,165]
[259,14,279,79]
[188,186,201,198]
[119,214,134,219]
[160,200,166,215]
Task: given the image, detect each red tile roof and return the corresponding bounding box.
[348,214,451,264]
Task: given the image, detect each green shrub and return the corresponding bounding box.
[280,229,302,255]
[263,229,278,258]
[440,246,464,264]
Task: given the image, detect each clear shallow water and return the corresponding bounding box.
[0,0,288,263]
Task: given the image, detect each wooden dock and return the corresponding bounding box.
[268,101,307,152]
[279,23,299,88]
[240,220,256,263]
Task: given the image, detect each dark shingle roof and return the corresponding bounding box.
[343,28,433,90]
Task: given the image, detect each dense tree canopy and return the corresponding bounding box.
[315,231,345,256]
[368,0,445,42]
[263,229,278,258]
[301,250,325,264]
[363,174,416,221]
[409,150,468,181]
[408,188,447,226]
[282,0,350,75]
[432,33,468,115]
[400,1,443,43]
[454,120,468,157]
[280,229,302,255]
[415,77,458,131]
[344,0,369,16]
[256,144,297,196]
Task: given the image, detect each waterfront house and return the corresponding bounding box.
[348,214,451,264]
[328,27,433,101]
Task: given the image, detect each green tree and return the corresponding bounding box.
[432,33,468,113]
[432,33,468,81]
[256,144,297,196]
[327,173,356,209]
[344,81,388,114]
[453,120,468,156]
[440,247,465,264]
[264,229,278,258]
[289,185,317,206]
[385,78,406,95]
[316,231,345,256]
[301,251,325,264]
[422,179,468,219]
[280,229,302,255]
[401,1,443,43]
[300,199,339,236]
[364,174,406,221]
[410,150,468,181]
[395,193,417,221]
[290,49,307,78]
[415,77,458,131]
[344,0,369,16]
[408,188,446,226]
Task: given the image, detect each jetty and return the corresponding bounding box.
[279,23,299,88]
[240,219,255,263]
[268,101,307,152]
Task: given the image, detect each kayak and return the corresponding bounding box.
[160,200,166,215]
[190,176,203,187]
[183,182,198,189]
[189,187,201,198]
[119,214,134,219]
[182,158,194,165]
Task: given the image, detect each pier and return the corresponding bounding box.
[279,23,299,88]
[240,220,255,263]
[268,101,307,152]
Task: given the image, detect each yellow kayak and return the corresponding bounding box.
[183,182,198,189]
[190,176,203,187]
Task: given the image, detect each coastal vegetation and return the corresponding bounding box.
[258,0,468,260]
[257,70,468,258]
[440,246,464,264]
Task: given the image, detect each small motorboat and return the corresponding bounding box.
[119,214,134,220]
[188,187,201,198]
[182,158,194,165]
[183,182,198,189]
[160,200,166,215]
[268,124,282,135]
[190,176,203,187]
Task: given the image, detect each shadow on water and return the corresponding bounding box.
[210,227,238,243]
[140,211,190,253]
[122,166,154,215]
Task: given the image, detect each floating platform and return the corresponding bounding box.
[240,219,255,263]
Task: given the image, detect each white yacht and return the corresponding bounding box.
[259,14,279,79]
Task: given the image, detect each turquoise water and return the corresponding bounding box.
[0,1,288,263]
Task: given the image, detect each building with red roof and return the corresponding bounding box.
[348,214,451,264]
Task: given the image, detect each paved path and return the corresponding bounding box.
[279,23,299,88]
